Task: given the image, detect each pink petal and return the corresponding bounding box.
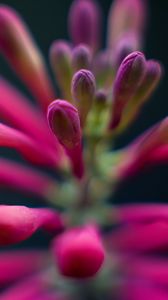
[122,257,168,286]
[0,158,57,199]
[0,123,60,167]
[0,273,61,300]
[116,204,168,223]
[148,145,168,165]
[0,78,59,150]
[0,6,55,110]
[121,281,168,300]
[0,250,49,286]
[109,221,168,253]
[0,205,64,245]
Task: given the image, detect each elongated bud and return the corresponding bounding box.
[50,40,72,101]
[68,0,102,52]
[52,226,105,278]
[72,69,96,127]
[118,60,162,132]
[108,51,146,130]
[135,60,162,103]
[112,33,139,70]
[0,6,54,110]
[47,100,84,179]
[107,0,147,48]
[72,44,91,71]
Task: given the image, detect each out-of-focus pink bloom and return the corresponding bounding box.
[0,273,62,300]
[0,6,55,111]
[52,225,105,278]
[68,0,102,52]
[0,205,64,245]
[107,0,147,49]
[0,158,57,199]
[48,99,84,179]
[120,280,168,300]
[0,78,58,149]
[115,117,168,179]
[0,123,60,167]
[0,251,49,286]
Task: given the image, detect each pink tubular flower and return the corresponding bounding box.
[52,225,105,278]
[0,205,63,246]
[0,0,168,300]
[47,99,84,179]
[0,6,55,111]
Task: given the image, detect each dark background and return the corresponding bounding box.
[0,0,168,207]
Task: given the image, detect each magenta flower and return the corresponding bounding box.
[0,0,167,299]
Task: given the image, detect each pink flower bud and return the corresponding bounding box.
[50,40,72,100]
[52,226,105,278]
[47,100,84,179]
[68,0,102,52]
[108,51,146,130]
[72,44,91,71]
[112,33,140,70]
[107,0,147,49]
[0,205,63,246]
[134,60,162,104]
[71,69,96,127]
[0,6,55,110]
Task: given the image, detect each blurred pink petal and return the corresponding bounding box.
[148,145,168,165]
[116,204,168,223]
[122,257,168,286]
[0,205,64,245]
[0,158,57,199]
[107,0,147,48]
[0,250,49,286]
[0,123,60,167]
[0,78,59,150]
[109,221,168,253]
[0,6,55,110]
[0,273,61,300]
[121,281,168,300]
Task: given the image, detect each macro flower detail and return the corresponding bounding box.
[0,0,167,299]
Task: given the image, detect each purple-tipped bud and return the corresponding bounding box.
[94,90,107,111]
[107,0,147,48]
[72,69,96,127]
[112,33,139,70]
[68,0,102,52]
[47,100,84,179]
[50,40,72,100]
[135,60,162,103]
[52,226,105,278]
[72,44,91,71]
[109,51,146,130]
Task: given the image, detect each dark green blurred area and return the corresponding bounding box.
[0,0,168,205]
